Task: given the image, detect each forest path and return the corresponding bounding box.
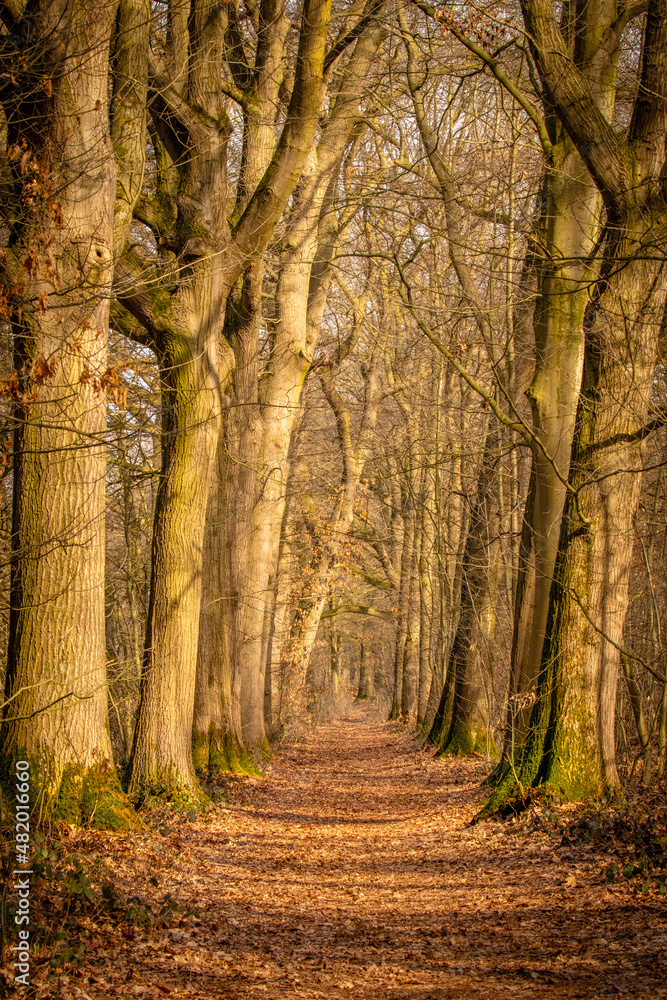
[85,708,665,1000]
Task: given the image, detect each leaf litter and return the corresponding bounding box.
[2,706,666,999]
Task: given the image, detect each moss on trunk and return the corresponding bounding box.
[55,763,139,829]
[1,754,138,830]
[192,726,262,777]
[426,676,454,749]
[438,718,498,758]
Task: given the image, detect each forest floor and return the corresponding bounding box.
[3,705,667,999]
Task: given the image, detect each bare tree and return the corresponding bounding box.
[0,0,140,825]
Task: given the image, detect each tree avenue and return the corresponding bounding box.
[0,0,665,827]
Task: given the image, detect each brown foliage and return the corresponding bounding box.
[2,713,664,998]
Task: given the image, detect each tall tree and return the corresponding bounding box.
[438,419,500,755]
[401,2,633,776]
[121,0,336,802]
[480,0,667,810]
[0,0,137,826]
[194,20,386,765]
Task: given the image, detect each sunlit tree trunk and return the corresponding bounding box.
[499,149,602,757]
[403,0,619,777]
[129,274,232,800]
[125,0,333,800]
[0,0,137,827]
[195,26,384,754]
[478,0,667,813]
[391,485,414,719]
[511,229,665,798]
[401,469,423,719]
[417,485,435,726]
[193,443,256,776]
[266,510,297,735]
[330,627,342,701]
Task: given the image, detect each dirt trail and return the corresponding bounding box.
[83,710,665,999]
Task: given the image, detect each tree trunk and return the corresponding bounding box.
[417,471,435,726]
[216,28,384,750]
[0,0,135,827]
[499,147,603,759]
[124,0,333,799]
[439,423,500,757]
[330,627,342,701]
[129,280,231,803]
[426,387,467,745]
[475,0,667,814]
[267,516,297,736]
[357,641,375,700]
[192,442,256,777]
[481,215,667,812]
[390,489,414,719]
[401,491,422,720]
[620,653,650,777]
[282,345,382,696]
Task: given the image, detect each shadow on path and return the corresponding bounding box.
[82,707,667,999]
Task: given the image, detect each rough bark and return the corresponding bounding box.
[111,0,149,253]
[0,0,135,827]
[192,444,257,777]
[479,0,667,813]
[193,24,384,753]
[500,145,603,757]
[125,0,333,801]
[438,423,500,757]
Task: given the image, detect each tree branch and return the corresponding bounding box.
[0,0,21,30]
[110,300,156,349]
[231,0,332,266]
[410,0,553,156]
[518,0,630,212]
[114,248,177,345]
[112,0,150,255]
[628,0,667,166]
[321,603,392,619]
[324,0,385,74]
[225,0,252,91]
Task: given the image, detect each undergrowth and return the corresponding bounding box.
[0,801,209,996]
[491,784,667,897]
